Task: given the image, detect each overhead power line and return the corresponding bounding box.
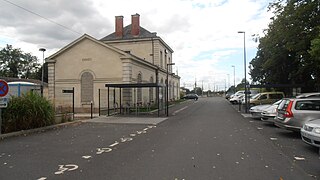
[2,0,82,35]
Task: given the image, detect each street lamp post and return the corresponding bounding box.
[166,63,175,116]
[232,65,235,93]
[238,31,248,113]
[227,74,230,90]
[39,48,46,97]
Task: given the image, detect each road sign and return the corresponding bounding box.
[0,80,9,97]
[62,89,74,93]
[0,98,8,108]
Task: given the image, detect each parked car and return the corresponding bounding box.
[230,90,257,104]
[229,91,244,101]
[249,104,271,119]
[260,99,282,123]
[229,94,244,104]
[301,119,320,150]
[274,98,320,131]
[296,92,320,99]
[248,92,285,106]
[225,92,233,100]
[182,94,198,100]
[240,93,258,105]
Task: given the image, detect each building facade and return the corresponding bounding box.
[47,14,180,113]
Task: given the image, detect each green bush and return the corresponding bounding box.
[1,91,55,133]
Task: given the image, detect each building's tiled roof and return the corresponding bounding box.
[100,25,157,41]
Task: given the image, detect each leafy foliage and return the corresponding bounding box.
[0,44,41,79]
[1,91,55,133]
[249,0,320,91]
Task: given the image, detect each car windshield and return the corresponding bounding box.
[273,99,283,105]
[251,93,260,99]
[277,99,290,111]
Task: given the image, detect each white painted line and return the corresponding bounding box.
[130,133,136,137]
[54,164,78,175]
[37,177,47,180]
[96,148,112,154]
[143,128,149,131]
[120,137,133,143]
[82,155,92,159]
[294,156,305,161]
[109,142,119,147]
[172,106,188,115]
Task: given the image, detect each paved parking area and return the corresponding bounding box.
[83,116,168,125]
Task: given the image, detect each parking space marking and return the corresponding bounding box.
[109,142,119,147]
[39,124,157,178]
[96,148,112,155]
[172,106,188,115]
[54,164,78,175]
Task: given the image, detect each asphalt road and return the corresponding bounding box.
[0,97,319,180]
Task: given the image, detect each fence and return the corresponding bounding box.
[54,86,74,121]
[100,84,167,117]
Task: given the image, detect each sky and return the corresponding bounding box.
[0,0,274,91]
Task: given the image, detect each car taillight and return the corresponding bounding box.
[284,100,294,117]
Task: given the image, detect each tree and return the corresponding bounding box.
[249,0,320,92]
[0,44,41,79]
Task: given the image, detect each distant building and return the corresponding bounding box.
[47,14,180,113]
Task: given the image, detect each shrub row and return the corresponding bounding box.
[1,91,55,134]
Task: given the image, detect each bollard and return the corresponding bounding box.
[90,101,93,119]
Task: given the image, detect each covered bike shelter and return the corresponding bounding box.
[105,83,166,117]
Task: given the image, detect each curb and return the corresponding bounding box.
[0,120,84,140]
[0,104,181,140]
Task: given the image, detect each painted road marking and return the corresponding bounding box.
[172,106,188,115]
[43,125,158,178]
[120,137,133,143]
[54,164,78,175]
[82,155,92,159]
[37,177,47,180]
[109,141,119,147]
[96,148,112,154]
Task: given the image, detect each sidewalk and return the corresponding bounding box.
[0,114,168,140]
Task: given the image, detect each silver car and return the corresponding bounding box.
[274,98,320,131]
[249,104,271,119]
[301,119,320,149]
[260,99,282,123]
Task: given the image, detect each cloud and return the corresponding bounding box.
[0,0,273,90]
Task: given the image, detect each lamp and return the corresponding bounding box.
[232,65,235,94]
[238,31,248,113]
[39,48,46,96]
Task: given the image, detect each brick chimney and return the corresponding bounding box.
[131,13,140,36]
[115,16,123,38]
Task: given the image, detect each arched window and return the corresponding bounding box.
[81,72,93,103]
[137,73,142,102]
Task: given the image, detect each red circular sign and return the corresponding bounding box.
[0,80,9,97]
